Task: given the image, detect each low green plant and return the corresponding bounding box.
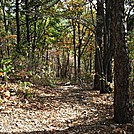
[0,58,14,82]
[18,81,33,98]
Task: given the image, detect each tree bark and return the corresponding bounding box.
[78,22,82,79]
[2,0,8,33]
[112,0,132,123]
[103,0,113,83]
[94,0,105,92]
[16,0,20,53]
[25,0,30,56]
[32,6,37,63]
[72,19,77,81]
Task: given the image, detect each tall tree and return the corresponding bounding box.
[1,0,8,33]
[72,19,77,81]
[16,0,20,53]
[112,0,132,123]
[103,0,113,83]
[94,0,105,92]
[25,0,30,54]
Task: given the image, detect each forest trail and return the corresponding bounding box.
[0,83,133,133]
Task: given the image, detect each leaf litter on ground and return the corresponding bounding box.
[0,82,133,133]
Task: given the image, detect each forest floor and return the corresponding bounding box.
[0,82,133,134]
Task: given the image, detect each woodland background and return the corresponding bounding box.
[0,0,134,133]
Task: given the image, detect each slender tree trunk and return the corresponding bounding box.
[89,53,92,74]
[56,55,61,77]
[72,19,77,81]
[112,0,132,123]
[61,49,66,79]
[16,0,20,53]
[2,0,10,57]
[25,0,30,56]
[46,48,49,69]
[66,50,70,78]
[106,0,113,83]
[78,23,82,79]
[94,0,105,92]
[2,0,8,33]
[103,0,113,84]
[64,50,69,79]
[32,7,37,62]
[1,1,4,59]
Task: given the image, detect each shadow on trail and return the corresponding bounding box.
[0,118,116,134]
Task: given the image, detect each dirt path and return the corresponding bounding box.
[0,83,133,133]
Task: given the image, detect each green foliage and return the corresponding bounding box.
[0,0,96,85]
[0,58,14,81]
[0,58,13,73]
[128,28,134,60]
[32,64,56,87]
[18,81,33,98]
[19,81,33,88]
[128,26,134,85]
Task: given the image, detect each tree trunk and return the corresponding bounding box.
[103,0,113,84]
[25,0,30,56]
[112,0,132,123]
[89,53,92,74]
[56,55,61,77]
[2,0,10,57]
[32,7,37,60]
[94,0,105,92]
[2,0,8,33]
[16,0,20,53]
[78,22,82,79]
[72,19,77,81]
[61,49,67,79]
